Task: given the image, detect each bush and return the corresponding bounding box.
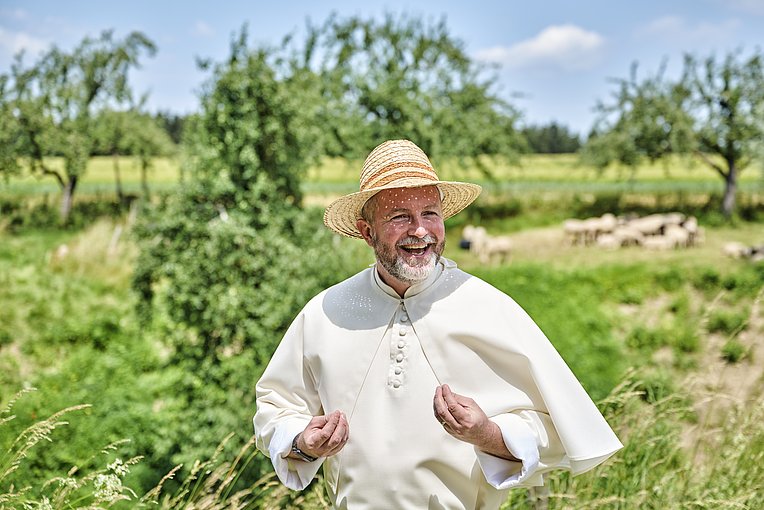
[707,310,748,335]
[721,339,747,363]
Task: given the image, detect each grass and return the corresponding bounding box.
[4,154,763,198]
[2,163,764,507]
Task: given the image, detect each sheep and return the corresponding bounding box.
[460,225,486,250]
[612,225,645,246]
[643,235,676,250]
[722,242,750,259]
[596,233,621,250]
[627,214,666,236]
[664,224,690,249]
[470,228,512,264]
[563,219,589,245]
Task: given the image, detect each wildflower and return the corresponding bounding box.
[108,458,130,476]
[93,473,123,500]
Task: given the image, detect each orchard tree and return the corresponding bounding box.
[4,30,156,221]
[300,13,525,166]
[132,29,351,471]
[584,49,764,217]
[94,108,175,200]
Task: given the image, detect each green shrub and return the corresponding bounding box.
[693,268,721,291]
[626,325,669,351]
[721,339,748,363]
[707,310,747,335]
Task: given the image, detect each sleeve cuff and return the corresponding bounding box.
[475,414,543,489]
[269,419,324,490]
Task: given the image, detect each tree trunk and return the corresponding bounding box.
[722,160,737,218]
[141,160,150,200]
[60,175,78,223]
[113,153,124,202]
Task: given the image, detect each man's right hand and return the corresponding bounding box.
[291,410,349,460]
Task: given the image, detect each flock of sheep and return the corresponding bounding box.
[562,212,704,250]
[460,211,760,265]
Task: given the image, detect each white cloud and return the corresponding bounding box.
[192,21,215,37]
[474,24,605,71]
[0,27,49,58]
[639,15,741,43]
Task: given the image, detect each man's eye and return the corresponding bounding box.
[391,215,408,221]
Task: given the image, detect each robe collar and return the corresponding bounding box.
[371,258,452,300]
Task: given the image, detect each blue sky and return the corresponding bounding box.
[1,0,763,135]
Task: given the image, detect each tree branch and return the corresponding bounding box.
[693,149,727,178]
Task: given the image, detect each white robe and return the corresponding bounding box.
[254,258,622,509]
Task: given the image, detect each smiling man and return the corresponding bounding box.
[254,139,622,509]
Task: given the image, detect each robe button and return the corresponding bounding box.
[395,353,404,362]
[392,380,401,388]
[394,367,402,375]
[399,329,407,336]
[401,315,409,322]
[397,341,405,348]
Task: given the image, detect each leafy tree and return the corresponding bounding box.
[2,30,156,221]
[584,50,764,217]
[153,110,187,145]
[522,122,581,153]
[300,13,525,167]
[132,28,353,474]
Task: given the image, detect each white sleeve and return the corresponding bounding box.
[253,311,325,490]
[265,417,323,490]
[474,411,567,489]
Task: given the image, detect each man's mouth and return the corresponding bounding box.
[399,242,432,256]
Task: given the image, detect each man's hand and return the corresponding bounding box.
[433,384,517,461]
[292,410,349,460]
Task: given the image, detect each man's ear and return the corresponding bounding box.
[356,219,374,247]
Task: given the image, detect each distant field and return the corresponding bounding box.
[2,154,763,197]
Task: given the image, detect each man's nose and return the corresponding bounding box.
[409,220,428,238]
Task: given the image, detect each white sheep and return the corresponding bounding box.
[643,235,676,250]
[563,219,589,245]
[596,233,621,250]
[612,225,645,246]
[722,242,751,258]
[664,224,690,249]
[470,228,512,264]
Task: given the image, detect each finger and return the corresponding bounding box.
[326,413,348,449]
[433,385,456,426]
[306,411,340,450]
[325,414,350,456]
[442,385,469,424]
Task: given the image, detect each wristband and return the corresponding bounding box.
[291,434,318,462]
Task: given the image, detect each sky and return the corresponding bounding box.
[1,0,763,136]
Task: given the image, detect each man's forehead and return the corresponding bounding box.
[373,186,441,208]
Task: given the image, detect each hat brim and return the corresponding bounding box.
[323,178,482,238]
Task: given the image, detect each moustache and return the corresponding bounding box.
[396,235,438,247]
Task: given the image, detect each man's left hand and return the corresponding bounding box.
[433,384,518,461]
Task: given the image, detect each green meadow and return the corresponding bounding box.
[1,155,763,508]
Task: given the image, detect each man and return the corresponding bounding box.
[254,139,622,509]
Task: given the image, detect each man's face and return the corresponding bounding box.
[357,186,446,286]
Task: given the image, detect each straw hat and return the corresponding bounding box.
[323,139,482,238]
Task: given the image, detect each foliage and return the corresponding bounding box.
[0,30,156,221]
[131,29,358,478]
[297,13,525,168]
[584,49,764,217]
[521,122,581,154]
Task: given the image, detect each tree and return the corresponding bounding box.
[522,122,581,153]
[132,28,352,473]
[584,50,764,217]
[3,30,156,221]
[299,13,525,167]
[93,108,175,201]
